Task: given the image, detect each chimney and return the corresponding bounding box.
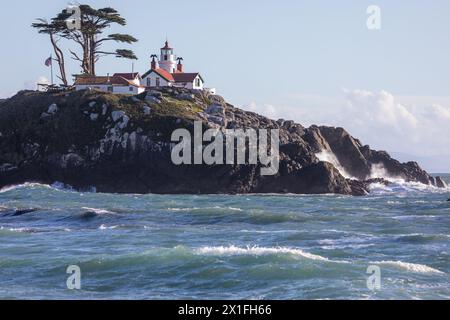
[177,57,184,73]
[151,55,157,70]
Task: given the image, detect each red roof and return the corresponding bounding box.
[112,72,140,80]
[141,69,203,84]
[161,41,173,50]
[172,73,201,83]
[74,75,143,87]
[142,68,174,82]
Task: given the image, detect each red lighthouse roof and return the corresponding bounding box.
[161,41,172,50]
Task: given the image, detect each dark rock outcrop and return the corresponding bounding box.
[435,176,447,189]
[0,89,445,195]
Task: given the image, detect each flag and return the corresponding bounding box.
[45,56,52,67]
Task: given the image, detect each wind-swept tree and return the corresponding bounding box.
[31,18,68,85]
[52,4,138,75]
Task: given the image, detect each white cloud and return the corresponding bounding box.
[0,77,50,98]
[344,89,418,129]
[0,92,11,99]
[23,76,50,91]
[247,102,278,119]
[244,89,450,161]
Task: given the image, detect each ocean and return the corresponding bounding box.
[0,175,449,300]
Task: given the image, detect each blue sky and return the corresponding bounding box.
[1,1,450,170]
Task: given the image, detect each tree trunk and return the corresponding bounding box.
[89,34,96,76]
[82,34,91,75]
[49,33,68,86]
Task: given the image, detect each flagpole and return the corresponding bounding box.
[50,54,54,86]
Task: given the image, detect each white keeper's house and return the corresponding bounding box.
[73,73,146,94]
[73,40,212,94]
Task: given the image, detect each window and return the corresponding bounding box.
[147,78,151,87]
[129,86,134,92]
[196,78,201,87]
[107,86,113,92]
[164,55,168,60]
[156,77,160,87]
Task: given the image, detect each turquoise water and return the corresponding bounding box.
[0,176,449,300]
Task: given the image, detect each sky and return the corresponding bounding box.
[0,0,449,171]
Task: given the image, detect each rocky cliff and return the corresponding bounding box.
[0,88,446,195]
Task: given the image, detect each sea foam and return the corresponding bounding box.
[194,245,334,262]
[373,260,444,274]
[0,182,53,193]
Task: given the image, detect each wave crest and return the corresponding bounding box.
[374,260,444,274]
[194,245,335,262]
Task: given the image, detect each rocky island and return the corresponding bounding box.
[0,88,446,195]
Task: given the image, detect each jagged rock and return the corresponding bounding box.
[363,177,390,186]
[118,115,129,129]
[40,103,58,119]
[47,103,58,114]
[176,93,195,101]
[0,163,17,173]
[147,90,162,97]
[206,115,226,126]
[305,126,370,179]
[111,111,126,122]
[47,153,85,169]
[430,176,436,186]
[101,104,108,116]
[90,113,99,121]
[206,104,225,116]
[142,105,151,115]
[435,176,447,188]
[209,95,225,104]
[0,89,444,195]
[145,95,161,104]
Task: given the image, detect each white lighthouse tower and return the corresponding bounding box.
[158,41,177,73]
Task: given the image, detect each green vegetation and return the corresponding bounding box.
[0,89,209,164]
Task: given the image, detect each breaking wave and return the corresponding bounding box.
[374,261,445,275]
[194,245,338,262]
[0,182,54,193]
[368,180,447,194]
[168,206,243,212]
[99,224,120,230]
[316,149,354,179]
[0,182,96,193]
[369,163,449,192]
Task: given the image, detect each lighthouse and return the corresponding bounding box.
[158,41,177,73]
[141,39,210,91]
